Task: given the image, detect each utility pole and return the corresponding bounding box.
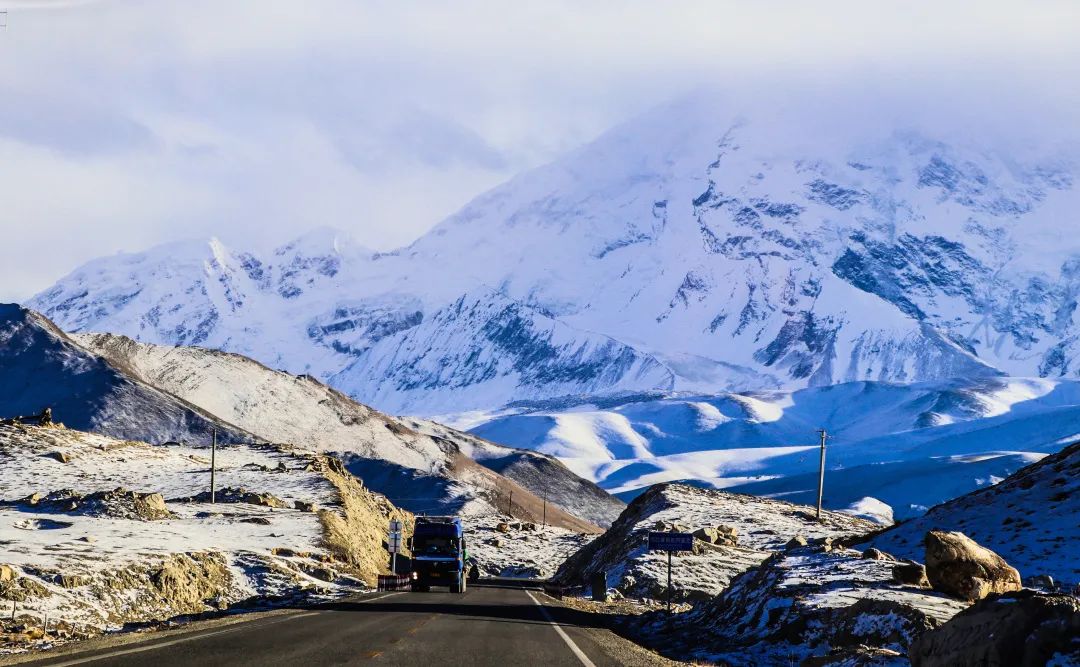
[815,428,828,521]
[210,428,217,504]
[507,489,513,517]
[542,494,547,528]
[667,550,673,614]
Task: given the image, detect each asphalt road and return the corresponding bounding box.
[12,585,673,667]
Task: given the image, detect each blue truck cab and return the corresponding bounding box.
[409,516,468,593]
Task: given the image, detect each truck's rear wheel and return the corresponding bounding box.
[411,582,430,592]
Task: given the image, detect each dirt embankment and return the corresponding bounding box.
[316,456,413,585]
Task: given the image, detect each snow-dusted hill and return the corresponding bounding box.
[75,331,619,528]
[869,440,1080,587]
[0,423,408,648]
[28,93,1080,415]
[0,304,251,444]
[465,377,1080,520]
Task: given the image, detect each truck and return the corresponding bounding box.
[409,516,468,593]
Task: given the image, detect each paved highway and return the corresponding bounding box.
[10,585,676,667]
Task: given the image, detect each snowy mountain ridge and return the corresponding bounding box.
[28,93,1080,416]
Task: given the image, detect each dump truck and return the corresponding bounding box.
[409,516,468,593]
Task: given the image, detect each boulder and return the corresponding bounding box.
[1024,574,1055,590]
[132,492,172,520]
[862,547,895,561]
[909,590,1080,667]
[893,561,930,587]
[293,500,315,512]
[923,531,1021,601]
[715,524,738,546]
[46,451,70,463]
[785,535,809,550]
[495,522,510,533]
[0,564,14,582]
[693,527,720,544]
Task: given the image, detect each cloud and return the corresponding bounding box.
[0,0,1077,302]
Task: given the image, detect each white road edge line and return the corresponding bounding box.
[40,590,403,666]
[362,591,404,603]
[526,590,597,667]
[41,611,321,667]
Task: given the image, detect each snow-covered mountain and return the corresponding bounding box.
[29,92,1080,415]
[464,377,1080,521]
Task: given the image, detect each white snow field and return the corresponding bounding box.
[464,377,1080,520]
[464,516,594,580]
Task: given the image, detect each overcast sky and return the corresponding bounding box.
[0,1,1078,302]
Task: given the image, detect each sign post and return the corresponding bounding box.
[647,531,693,614]
[388,519,403,574]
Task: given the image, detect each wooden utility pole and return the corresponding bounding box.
[667,550,673,614]
[815,428,828,521]
[507,489,513,517]
[210,428,217,504]
[542,494,547,528]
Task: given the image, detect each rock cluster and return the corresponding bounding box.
[693,524,738,547]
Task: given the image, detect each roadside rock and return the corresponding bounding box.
[150,552,233,614]
[923,531,1021,601]
[293,500,315,512]
[893,561,930,588]
[0,565,14,582]
[495,522,510,533]
[862,547,895,561]
[909,590,1080,667]
[785,535,809,550]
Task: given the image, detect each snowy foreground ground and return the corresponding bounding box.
[0,425,405,652]
[553,482,1076,666]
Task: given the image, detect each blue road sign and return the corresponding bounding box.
[648,531,694,552]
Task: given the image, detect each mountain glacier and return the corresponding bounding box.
[29,94,1080,416]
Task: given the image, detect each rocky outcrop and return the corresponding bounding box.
[11,488,175,521]
[314,456,413,586]
[175,487,290,509]
[909,590,1080,667]
[150,553,233,614]
[923,531,1021,601]
[694,524,738,546]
